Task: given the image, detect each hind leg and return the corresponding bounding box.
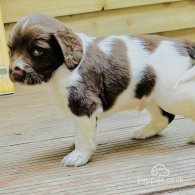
[132,102,175,139]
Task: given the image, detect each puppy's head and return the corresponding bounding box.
[9,13,83,85]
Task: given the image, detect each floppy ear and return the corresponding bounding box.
[53,29,83,70]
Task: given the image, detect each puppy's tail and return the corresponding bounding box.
[174,42,195,90]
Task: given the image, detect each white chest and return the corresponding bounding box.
[47,66,71,112]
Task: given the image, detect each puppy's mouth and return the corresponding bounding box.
[9,67,44,85]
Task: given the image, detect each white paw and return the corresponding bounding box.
[187,134,195,144]
[131,129,158,140]
[61,150,91,167]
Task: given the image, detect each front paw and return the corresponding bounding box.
[62,150,92,167]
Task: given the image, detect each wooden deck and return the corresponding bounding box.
[1,84,195,195]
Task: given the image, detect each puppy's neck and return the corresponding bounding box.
[47,65,69,89]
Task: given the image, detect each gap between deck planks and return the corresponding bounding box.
[0,84,195,194]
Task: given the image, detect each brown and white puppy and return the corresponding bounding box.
[9,13,195,166]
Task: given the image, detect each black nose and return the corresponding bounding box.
[12,66,24,81]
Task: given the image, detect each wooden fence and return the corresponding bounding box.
[1,0,195,40]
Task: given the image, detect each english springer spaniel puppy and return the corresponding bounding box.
[9,13,195,166]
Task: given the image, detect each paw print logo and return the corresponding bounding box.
[151,164,170,177]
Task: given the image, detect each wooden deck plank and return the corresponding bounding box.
[165,188,195,194]
[0,84,195,194]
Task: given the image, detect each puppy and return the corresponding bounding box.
[9,13,195,166]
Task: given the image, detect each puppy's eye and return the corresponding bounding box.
[32,49,43,57]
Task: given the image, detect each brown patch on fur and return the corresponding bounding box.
[134,35,187,53]
[68,38,130,116]
[177,40,195,59]
[99,39,130,111]
[135,66,156,99]
[163,38,195,60]
[135,34,195,62]
[136,35,169,52]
